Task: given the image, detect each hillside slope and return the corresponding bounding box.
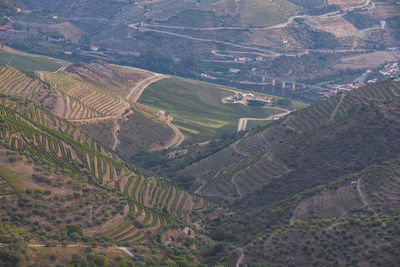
[181,78,400,198]
[0,60,176,157]
[0,94,210,265]
[191,77,400,265]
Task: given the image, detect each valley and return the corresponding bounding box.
[0,0,398,102]
[0,0,400,266]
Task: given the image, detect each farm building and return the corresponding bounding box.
[254,95,273,103]
[380,63,399,76]
[0,25,13,31]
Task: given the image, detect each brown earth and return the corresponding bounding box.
[335,51,397,70]
[327,0,365,8]
[308,16,358,37]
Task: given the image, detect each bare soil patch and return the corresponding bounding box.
[309,16,358,37]
[373,4,400,18]
[327,0,365,8]
[335,51,397,70]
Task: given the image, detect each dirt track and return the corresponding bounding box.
[237,107,292,131]
[112,74,166,150]
[150,111,185,151]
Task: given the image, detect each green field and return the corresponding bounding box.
[0,51,62,71]
[239,0,298,26]
[139,77,287,143]
[246,120,273,130]
[289,0,324,8]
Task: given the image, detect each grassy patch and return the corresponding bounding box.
[246,120,273,130]
[139,77,287,143]
[239,0,298,26]
[0,51,62,71]
[0,163,22,191]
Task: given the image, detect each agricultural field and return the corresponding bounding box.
[289,0,325,8]
[40,72,127,120]
[181,77,400,200]
[64,61,153,98]
[243,215,400,266]
[239,0,298,26]
[373,3,400,18]
[308,16,359,37]
[50,22,83,43]
[27,246,131,266]
[246,119,273,130]
[327,0,366,8]
[0,95,207,246]
[335,51,398,70]
[0,51,62,72]
[138,77,284,143]
[292,185,364,220]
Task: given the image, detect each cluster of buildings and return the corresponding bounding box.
[234,57,251,62]
[224,93,273,105]
[331,83,361,93]
[320,82,361,97]
[379,63,399,77]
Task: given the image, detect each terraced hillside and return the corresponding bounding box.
[113,0,299,27]
[0,59,177,156]
[0,65,65,115]
[0,95,208,243]
[180,78,400,199]
[63,60,153,98]
[40,72,127,120]
[232,152,400,266]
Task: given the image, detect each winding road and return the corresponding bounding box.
[237,107,292,131]
[112,74,166,150]
[128,0,375,60]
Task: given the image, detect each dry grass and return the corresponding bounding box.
[27,246,130,266]
[327,0,365,8]
[309,16,358,37]
[335,51,397,70]
[51,22,83,43]
[373,4,400,18]
[239,0,298,26]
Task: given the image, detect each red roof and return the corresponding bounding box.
[0,25,13,30]
[255,96,272,100]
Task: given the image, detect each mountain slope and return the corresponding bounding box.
[0,60,176,157]
[0,94,210,265]
[182,78,400,199]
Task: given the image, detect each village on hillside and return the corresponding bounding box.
[320,62,399,98]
